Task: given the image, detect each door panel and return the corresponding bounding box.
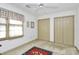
[38,19,50,41]
[63,16,74,46]
[54,17,63,44]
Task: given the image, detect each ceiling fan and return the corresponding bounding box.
[25,3,58,9]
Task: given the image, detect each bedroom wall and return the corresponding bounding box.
[37,9,79,48]
[75,8,79,49]
[0,3,38,53]
[1,3,79,52]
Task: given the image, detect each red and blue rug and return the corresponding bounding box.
[22,47,52,55]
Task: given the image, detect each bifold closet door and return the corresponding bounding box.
[38,19,50,41]
[54,17,63,44]
[54,16,74,46]
[63,16,74,46]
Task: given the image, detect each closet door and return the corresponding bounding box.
[54,16,74,46]
[63,16,74,46]
[38,19,50,41]
[54,17,63,44]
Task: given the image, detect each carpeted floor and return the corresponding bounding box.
[2,39,79,55]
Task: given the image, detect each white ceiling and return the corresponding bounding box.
[9,3,79,16]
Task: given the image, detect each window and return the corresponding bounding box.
[0,18,24,40]
[0,8,24,41]
[0,18,6,39]
[9,19,23,37]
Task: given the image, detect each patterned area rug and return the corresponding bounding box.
[22,47,52,55]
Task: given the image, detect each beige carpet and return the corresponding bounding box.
[2,39,79,55]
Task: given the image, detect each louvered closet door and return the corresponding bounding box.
[54,16,74,46]
[38,19,50,41]
[54,17,63,44]
[63,16,74,46]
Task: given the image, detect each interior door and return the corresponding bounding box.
[38,18,50,41]
[63,16,74,46]
[54,16,74,46]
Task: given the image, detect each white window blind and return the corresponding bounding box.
[9,19,23,37]
[0,18,6,38]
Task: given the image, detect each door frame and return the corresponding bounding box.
[38,18,50,41]
[54,15,75,47]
